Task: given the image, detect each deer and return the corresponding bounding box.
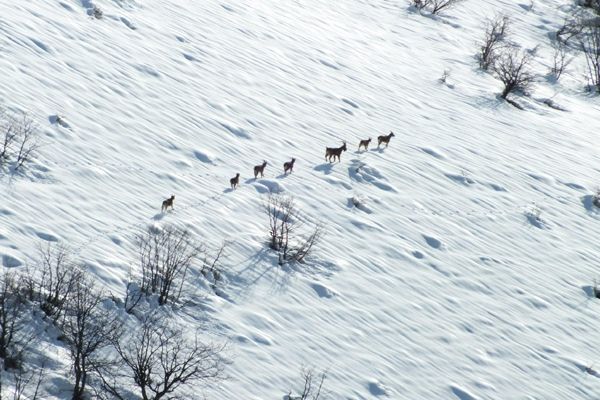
[358,138,371,151]
[254,160,267,179]
[325,141,347,163]
[377,131,395,148]
[283,158,296,174]
[161,195,175,212]
[230,173,240,189]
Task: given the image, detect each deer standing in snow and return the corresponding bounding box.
[254,161,267,179]
[358,138,371,151]
[230,173,240,189]
[377,131,395,148]
[161,195,175,212]
[325,141,347,163]
[283,158,296,174]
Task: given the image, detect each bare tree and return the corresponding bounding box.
[492,46,535,101]
[265,194,322,265]
[556,15,586,45]
[7,364,46,400]
[581,0,600,13]
[33,243,83,323]
[428,0,465,15]
[0,110,18,167]
[478,14,510,70]
[287,367,328,400]
[137,225,203,305]
[0,272,29,370]
[410,0,465,14]
[550,40,573,81]
[201,242,228,287]
[0,111,40,172]
[61,276,121,400]
[13,114,39,171]
[265,194,298,257]
[580,24,600,92]
[98,316,226,400]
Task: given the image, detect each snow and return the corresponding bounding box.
[1,0,600,398]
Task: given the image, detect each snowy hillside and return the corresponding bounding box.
[2,0,600,398]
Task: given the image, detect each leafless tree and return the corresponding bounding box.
[580,24,600,92]
[0,111,40,172]
[137,225,204,305]
[550,40,573,81]
[581,0,600,13]
[428,0,466,15]
[201,242,228,286]
[33,243,83,323]
[287,367,328,400]
[556,16,585,44]
[6,363,46,400]
[0,110,18,167]
[478,14,510,70]
[265,194,322,265]
[13,114,39,171]
[492,46,535,101]
[0,272,29,370]
[98,316,226,400]
[410,0,465,14]
[61,276,122,400]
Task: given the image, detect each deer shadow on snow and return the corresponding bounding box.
[313,163,334,175]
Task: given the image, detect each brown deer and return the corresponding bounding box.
[254,160,267,179]
[230,173,240,189]
[325,141,347,163]
[358,138,371,151]
[283,158,296,174]
[377,131,395,148]
[161,195,175,212]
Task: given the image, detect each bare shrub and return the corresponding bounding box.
[0,110,18,167]
[428,0,465,15]
[61,276,121,400]
[556,17,584,44]
[550,40,573,81]
[287,367,328,400]
[34,243,83,323]
[201,242,228,287]
[581,0,600,14]
[0,111,40,171]
[580,24,600,91]
[265,194,323,265]
[0,272,30,370]
[492,46,535,101]
[99,316,226,400]
[410,0,465,14]
[137,225,203,305]
[479,14,510,70]
[0,364,46,400]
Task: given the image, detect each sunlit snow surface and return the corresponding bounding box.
[2,0,600,398]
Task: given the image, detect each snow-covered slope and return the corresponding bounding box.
[2,0,600,398]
